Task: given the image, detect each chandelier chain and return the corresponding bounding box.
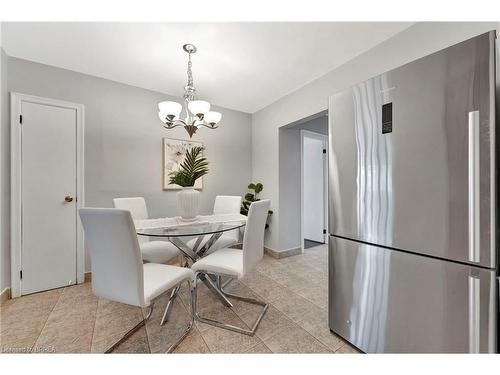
[187,53,193,88]
[184,51,196,101]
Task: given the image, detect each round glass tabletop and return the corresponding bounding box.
[136,221,245,238]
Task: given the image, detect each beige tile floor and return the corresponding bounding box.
[0,244,360,354]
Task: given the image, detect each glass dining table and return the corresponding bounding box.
[135,214,247,324]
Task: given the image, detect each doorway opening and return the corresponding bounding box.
[301,130,328,250]
[278,111,328,254]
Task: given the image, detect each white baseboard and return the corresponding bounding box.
[0,287,11,305]
[264,246,301,259]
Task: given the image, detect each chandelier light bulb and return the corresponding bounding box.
[159,111,178,123]
[188,100,211,117]
[158,101,182,118]
[204,111,222,126]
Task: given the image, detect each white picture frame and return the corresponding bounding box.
[163,137,204,190]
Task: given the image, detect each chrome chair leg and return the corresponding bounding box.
[105,280,195,354]
[160,285,180,326]
[165,280,195,353]
[193,272,269,336]
[200,273,233,307]
[161,257,191,325]
[105,303,154,354]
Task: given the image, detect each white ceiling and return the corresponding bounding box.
[2,22,412,113]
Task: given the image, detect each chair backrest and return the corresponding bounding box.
[242,199,271,276]
[79,208,146,307]
[113,197,149,220]
[213,195,242,215]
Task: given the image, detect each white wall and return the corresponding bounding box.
[253,22,500,251]
[4,57,252,279]
[1,29,11,292]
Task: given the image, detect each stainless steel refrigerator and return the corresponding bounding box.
[328,30,498,353]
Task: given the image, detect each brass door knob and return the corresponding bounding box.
[64,196,74,203]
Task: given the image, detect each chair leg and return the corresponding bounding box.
[193,272,269,336]
[104,303,154,354]
[161,257,191,325]
[165,279,195,353]
[160,285,180,326]
[105,280,195,354]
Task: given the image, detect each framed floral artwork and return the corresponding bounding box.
[163,138,204,190]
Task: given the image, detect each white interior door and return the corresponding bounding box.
[20,100,78,295]
[302,133,327,244]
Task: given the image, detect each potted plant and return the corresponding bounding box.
[169,146,208,220]
[240,182,273,228]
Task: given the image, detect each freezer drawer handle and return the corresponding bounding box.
[468,111,480,263]
[468,275,480,353]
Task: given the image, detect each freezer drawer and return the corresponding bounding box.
[328,31,496,268]
[329,236,497,353]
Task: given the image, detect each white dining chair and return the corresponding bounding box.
[79,208,194,353]
[113,197,180,264]
[190,199,271,335]
[187,195,242,254]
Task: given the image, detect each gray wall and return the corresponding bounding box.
[1,47,9,292]
[6,57,252,276]
[278,115,327,250]
[253,22,500,251]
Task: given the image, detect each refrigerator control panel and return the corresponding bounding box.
[382,102,393,134]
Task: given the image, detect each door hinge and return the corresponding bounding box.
[323,229,327,234]
[323,149,326,154]
[20,270,23,279]
[19,115,23,124]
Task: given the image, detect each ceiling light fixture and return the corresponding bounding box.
[158,44,221,138]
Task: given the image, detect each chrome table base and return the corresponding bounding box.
[160,231,231,324]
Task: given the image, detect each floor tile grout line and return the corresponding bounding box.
[32,287,65,352]
[263,321,332,354]
[282,309,339,353]
[211,289,279,352]
[295,318,344,352]
[242,339,273,354]
[249,268,328,311]
[89,296,101,353]
[236,286,333,352]
[242,270,321,310]
[257,299,332,353]
[192,326,211,354]
[334,343,351,353]
[261,319,332,354]
[242,269,309,297]
[257,264,327,291]
[178,296,212,353]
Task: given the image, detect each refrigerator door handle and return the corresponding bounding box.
[468,274,480,353]
[468,110,480,263]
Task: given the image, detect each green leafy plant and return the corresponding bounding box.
[241,182,273,228]
[169,146,209,187]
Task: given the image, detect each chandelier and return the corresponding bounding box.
[158,43,221,138]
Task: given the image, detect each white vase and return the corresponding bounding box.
[177,187,200,220]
